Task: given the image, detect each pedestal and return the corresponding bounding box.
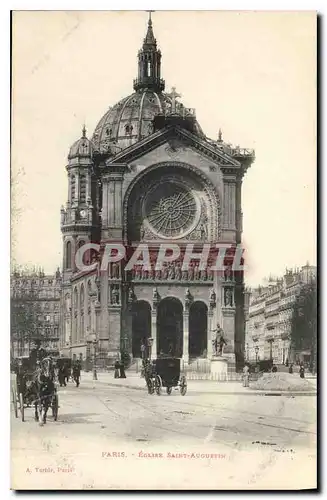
[210,356,229,381]
[182,311,189,364]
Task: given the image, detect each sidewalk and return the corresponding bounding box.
[80,371,317,396]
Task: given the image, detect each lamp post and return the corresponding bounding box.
[90,332,98,381]
[147,337,153,361]
[69,306,72,360]
[255,345,259,364]
[269,339,274,361]
[246,343,249,361]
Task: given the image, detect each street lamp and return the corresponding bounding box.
[255,345,259,364]
[90,332,97,380]
[246,343,249,361]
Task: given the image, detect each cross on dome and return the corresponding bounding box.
[168,87,182,114]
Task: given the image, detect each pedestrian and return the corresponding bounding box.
[289,363,293,374]
[272,365,277,373]
[242,363,250,387]
[141,340,146,360]
[114,359,120,379]
[299,363,305,379]
[119,359,126,379]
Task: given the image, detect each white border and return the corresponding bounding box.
[3,2,323,499]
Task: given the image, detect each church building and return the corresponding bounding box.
[59,15,255,372]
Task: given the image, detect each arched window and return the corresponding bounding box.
[65,293,71,313]
[125,124,133,135]
[80,175,86,203]
[147,61,151,76]
[78,240,88,264]
[65,241,72,269]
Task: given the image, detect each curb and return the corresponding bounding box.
[83,380,316,397]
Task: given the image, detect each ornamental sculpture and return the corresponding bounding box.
[130,261,214,282]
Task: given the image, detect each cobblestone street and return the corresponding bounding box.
[11,375,317,490]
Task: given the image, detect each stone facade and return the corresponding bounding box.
[245,264,316,364]
[11,269,61,357]
[60,18,254,370]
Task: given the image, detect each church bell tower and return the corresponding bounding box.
[133,12,165,93]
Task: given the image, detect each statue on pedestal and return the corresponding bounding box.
[153,287,160,308]
[200,221,208,241]
[112,286,119,305]
[194,264,200,281]
[185,288,192,309]
[182,267,188,281]
[224,265,233,281]
[200,267,207,281]
[128,287,135,304]
[112,262,119,279]
[211,323,226,356]
[175,263,181,280]
[209,288,216,308]
[135,266,141,280]
[224,287,233,307]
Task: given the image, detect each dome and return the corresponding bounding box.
[68,126,93,160]
[92,89,205,154]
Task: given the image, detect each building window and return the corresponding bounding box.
[65,241,72,269]
[71,175,76,200]
[125,124,133,135]
[147,61,151,76]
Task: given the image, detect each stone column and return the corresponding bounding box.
[183,309,189,363]
[68,174,72,204]
[151,308,157,359]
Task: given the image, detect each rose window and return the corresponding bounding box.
[144,182,198,238]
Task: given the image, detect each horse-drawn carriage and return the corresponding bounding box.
[144,357,187,396]
[11,355,59,424]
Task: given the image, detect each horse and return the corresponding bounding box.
[33,357,56,426]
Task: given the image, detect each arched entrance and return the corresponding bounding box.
[132,301,151,357]
[157,298,183,357]
[189,301,208,358]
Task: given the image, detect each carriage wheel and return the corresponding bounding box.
[12,387,18,418]
[166,387,172,395]
[154,375,162,395]
[19,393,25,421]
[52,394,59,421]
[179,375,187,396]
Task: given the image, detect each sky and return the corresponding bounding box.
[11,10,316,286]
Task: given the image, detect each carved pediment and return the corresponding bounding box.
[107,125,241,169]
